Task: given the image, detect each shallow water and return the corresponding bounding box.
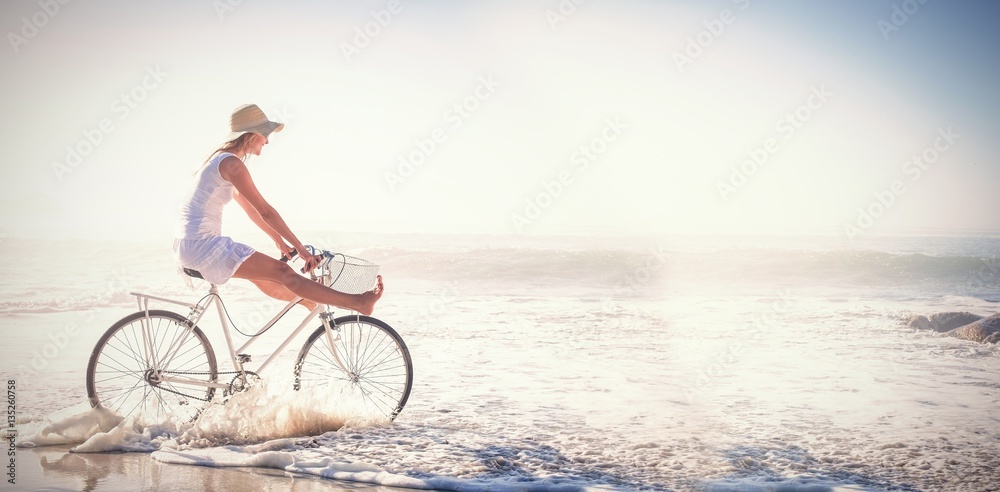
[3,233,999,491]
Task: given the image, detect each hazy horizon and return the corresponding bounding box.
[2,0,998,241]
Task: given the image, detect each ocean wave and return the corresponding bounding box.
[360,246,999,288]
[736,249,999,284]
[0,284,193,315]
[0,290,140,314]
[2,245,995,314]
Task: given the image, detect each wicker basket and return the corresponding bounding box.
[325,254,380,294]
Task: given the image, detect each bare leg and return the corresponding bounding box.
[233,253,384,315]
[249,279,317,311]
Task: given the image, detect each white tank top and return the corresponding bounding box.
[176,152,238,239]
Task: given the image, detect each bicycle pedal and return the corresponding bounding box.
[237,353,252,363]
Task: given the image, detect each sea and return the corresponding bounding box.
[1,232,998,491]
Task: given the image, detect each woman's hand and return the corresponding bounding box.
[299,251,322,272]
[290,243,321,272]
[275,239,295,260]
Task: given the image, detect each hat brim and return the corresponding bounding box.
[224,120,284,142]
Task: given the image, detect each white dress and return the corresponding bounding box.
[172,152,256,284]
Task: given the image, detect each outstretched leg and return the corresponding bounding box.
[233,253,384,315]
[248,279,318,311]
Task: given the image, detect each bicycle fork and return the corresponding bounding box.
[319,311,352,379]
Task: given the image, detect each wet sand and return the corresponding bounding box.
[15,445,431,492]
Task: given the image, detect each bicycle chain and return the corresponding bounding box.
[150,369,253,403]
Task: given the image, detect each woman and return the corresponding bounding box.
[173,104,383,315]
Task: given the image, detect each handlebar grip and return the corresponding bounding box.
[280,247,322,274]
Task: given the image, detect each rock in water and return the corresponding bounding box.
[928,312,984,332]
[907,312,983,332]
[949,313,1000,344]
[906,315,933,331]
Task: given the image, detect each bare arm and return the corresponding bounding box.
[220,156,312,261]
[233,189,288,248]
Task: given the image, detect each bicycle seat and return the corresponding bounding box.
[183,268,204,279]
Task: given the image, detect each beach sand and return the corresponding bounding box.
[17,444,433,492]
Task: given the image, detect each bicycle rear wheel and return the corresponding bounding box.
[86,310,218,424]
[294,315,412,422]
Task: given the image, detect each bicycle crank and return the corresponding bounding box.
[224,371,261,398]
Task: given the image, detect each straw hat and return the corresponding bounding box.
[225,104,284,141]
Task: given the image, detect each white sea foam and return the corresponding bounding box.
[5,234,1000,490]
[18,402,123,448]
[20,379,392,453]
[170,379,387,449]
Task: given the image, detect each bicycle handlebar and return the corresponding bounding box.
[279,246,333,275]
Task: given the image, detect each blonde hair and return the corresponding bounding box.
[192,133,262,175]
[205,133,261,162]
[196,132,264,167]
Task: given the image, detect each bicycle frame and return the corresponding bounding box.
[129,282,346,393]
[86,248,410,424]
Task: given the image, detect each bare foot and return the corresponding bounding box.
[356,275,384,315]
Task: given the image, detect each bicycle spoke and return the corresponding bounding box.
[103,376,145,411]
[93,371,144,386]
[360,381,399,397]
[96,350,145,377]
[295,317,411,421]
[356,380,398,417]
[173,343,209,371]
[314,337,340,368]
[157,320,196,370]
[356,341,396,377]
[358,332,388,367]
[353,326,376,371]
[119,325,148,371]
[88,312,216,425]
[105,339,148,372]
[299,368,351,384]
[360,363,407,380]
[118,382,149,419]
[153,318,169,365]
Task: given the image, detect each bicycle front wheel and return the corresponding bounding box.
[294,315,412,422]
[86,310,218,424]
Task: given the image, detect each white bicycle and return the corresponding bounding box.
[85,248,412,424]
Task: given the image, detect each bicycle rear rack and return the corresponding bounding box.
[130,290,211,326]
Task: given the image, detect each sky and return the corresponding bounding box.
[0,0,998,240]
